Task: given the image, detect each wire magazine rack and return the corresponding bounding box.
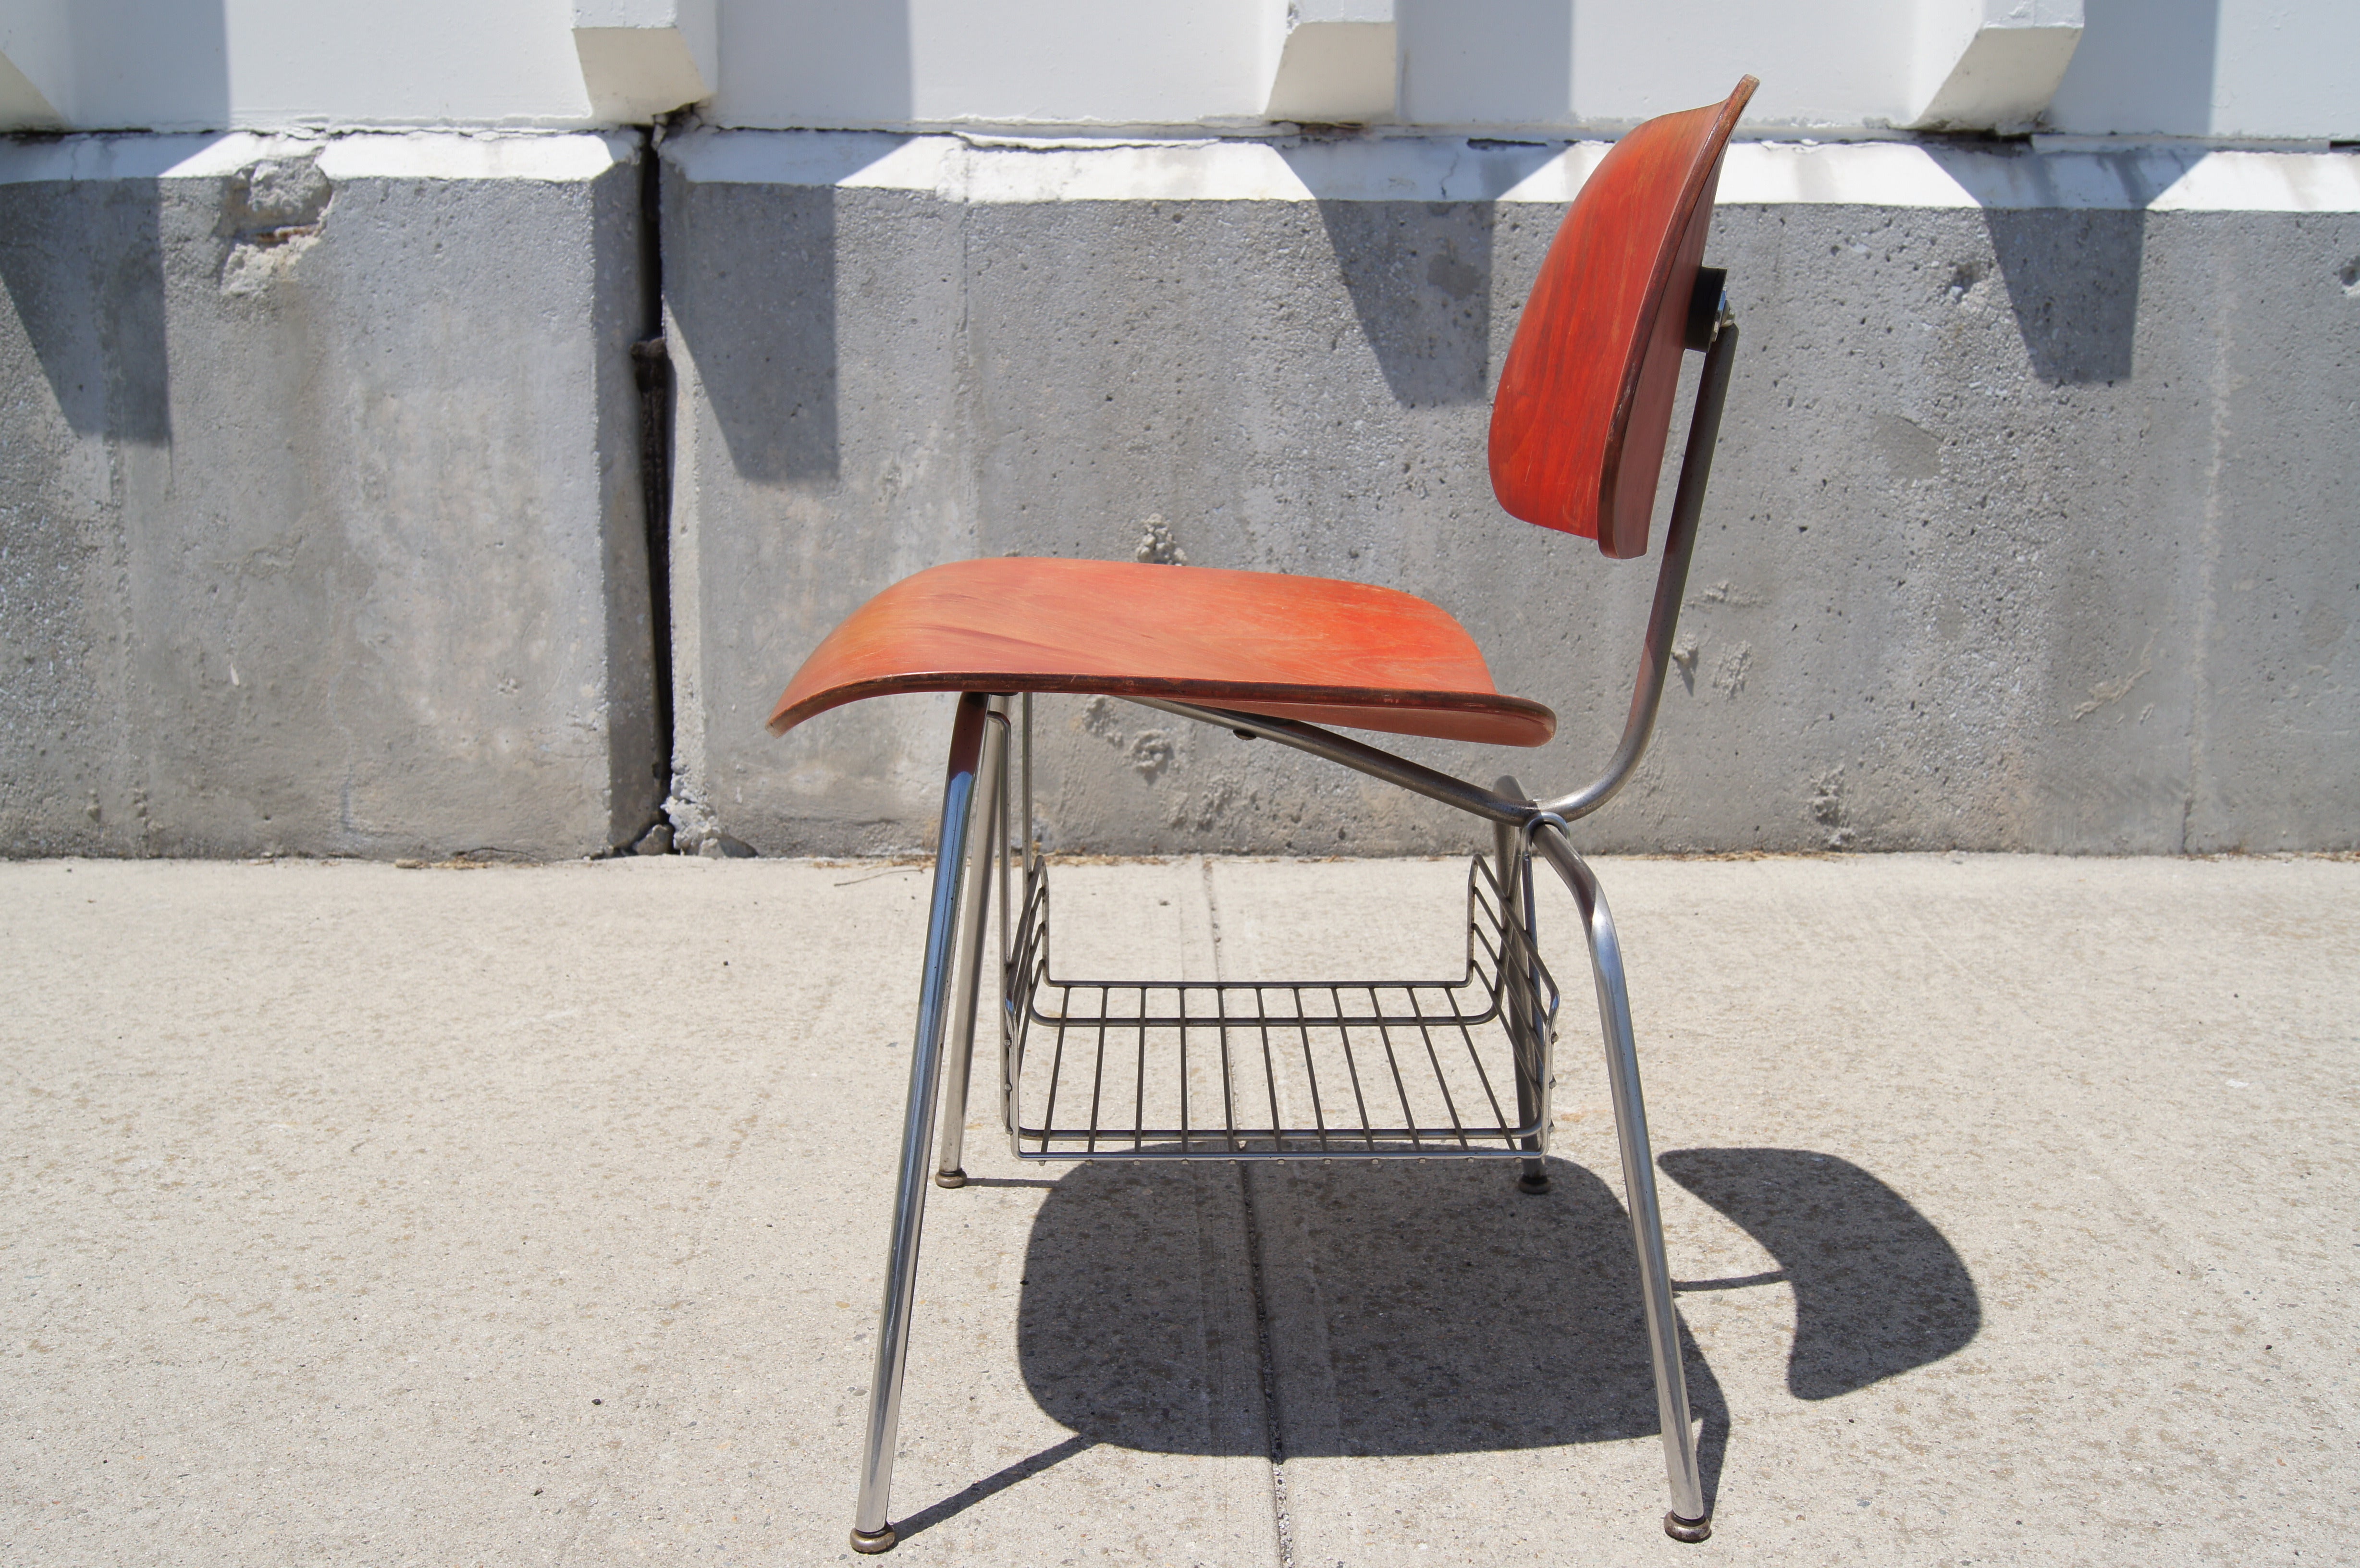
[998,852,1562,1163]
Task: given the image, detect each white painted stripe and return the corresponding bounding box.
[668,129,2360,212]
[163,134,333,179]
[0,131,634,186]
[0,135,222,184]
[1718,142,1978,208]
[315,132,634,182]
[2147,150,2360,212]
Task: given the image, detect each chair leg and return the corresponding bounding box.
[934,705,1007,1189]
[850,694,993,1556]
[1533,828,1709,1541]
[1491,788,1549,1196]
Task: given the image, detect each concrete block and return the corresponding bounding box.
[0,133,663,859]
[1265,0,1397,126]
[660,135,2360,857]
[573,0,717,122]
[1909,0,2084,133]
[0,47,63,131]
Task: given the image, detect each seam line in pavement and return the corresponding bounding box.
[1203,855,1298,1568]
[1241,1162,1296,1568]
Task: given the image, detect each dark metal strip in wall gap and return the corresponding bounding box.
[632,118,678,848]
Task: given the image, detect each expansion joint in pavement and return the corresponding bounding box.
[1203,854,1299,1568]
[1240,1163,1296,1568]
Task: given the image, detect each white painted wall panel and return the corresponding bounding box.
[0,0,231,130]
[0,0,2348,139]
[1572,0,1916,129]
[2050,0,2359,139]
[1396,0,1574,127]
[708,4,912,129]
[904,0,1269,126]
[224,0,592,126]
[711,0,1272,130]
[2211,0,2359,140]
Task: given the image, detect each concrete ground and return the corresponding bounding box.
[3,851,2354,1567]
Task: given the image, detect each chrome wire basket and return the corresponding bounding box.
[998,854,1560,1161]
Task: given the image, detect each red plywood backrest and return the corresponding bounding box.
[1488,77,1756,558]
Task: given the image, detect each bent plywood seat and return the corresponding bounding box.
[767,557,1557,747]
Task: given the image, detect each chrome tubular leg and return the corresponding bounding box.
[1020,692,1035,874]
[850,694,991,1556]
[1531,825,1708,1541]
[1492,777,1548,1194]
[997,698,1015,980]
[934,702,1008,1189]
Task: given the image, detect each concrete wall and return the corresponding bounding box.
[662,136,2360,857]
[2,128,2354,861]
[0,133,663,858]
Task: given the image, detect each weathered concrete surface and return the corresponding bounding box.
[0,138,662,860]
[664,146,2360,856]
[4,133,2351,863]
[2,852,2354,1566]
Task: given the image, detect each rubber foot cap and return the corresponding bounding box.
[850,1524,898,1554]
[934,1169,967,1189]
[1664,1512,1712,1543]
[1517,1171,1551,1194]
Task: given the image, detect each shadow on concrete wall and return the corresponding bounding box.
[1315,201,1500,406]
[1299,0,1569,408]
[663,0,911,485]
[1299,141,1561,408]
[0,182,174,444]
[1659,1148,1981,1401]
[1929,140,2220,387]
[0,3,228,446]
[665,179,844,482]
[1965,0,2222,383]
[1981,206,2147,386]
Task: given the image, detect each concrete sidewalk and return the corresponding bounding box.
[3,852,2354,1567]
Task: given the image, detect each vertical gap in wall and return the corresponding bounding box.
[632,121,677,818]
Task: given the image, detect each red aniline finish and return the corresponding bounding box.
[1489,76,1756,558]
[765,557,1557,747]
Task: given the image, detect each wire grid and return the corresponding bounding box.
[998,855,1559,1161]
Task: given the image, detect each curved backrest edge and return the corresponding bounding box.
[1488,76,1758,559]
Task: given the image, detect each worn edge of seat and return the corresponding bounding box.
[766,672,1557,747]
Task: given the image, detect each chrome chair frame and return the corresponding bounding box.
[850,310,1740,1554]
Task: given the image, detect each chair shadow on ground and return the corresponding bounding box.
[1009,1157,1730,1496]
[1657,1148,1981,1401]
[901,1148,1977,1540]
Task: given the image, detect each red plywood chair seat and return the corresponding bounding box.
[766,556,1557,747]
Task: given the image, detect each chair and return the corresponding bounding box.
[769,76,1760,1552]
